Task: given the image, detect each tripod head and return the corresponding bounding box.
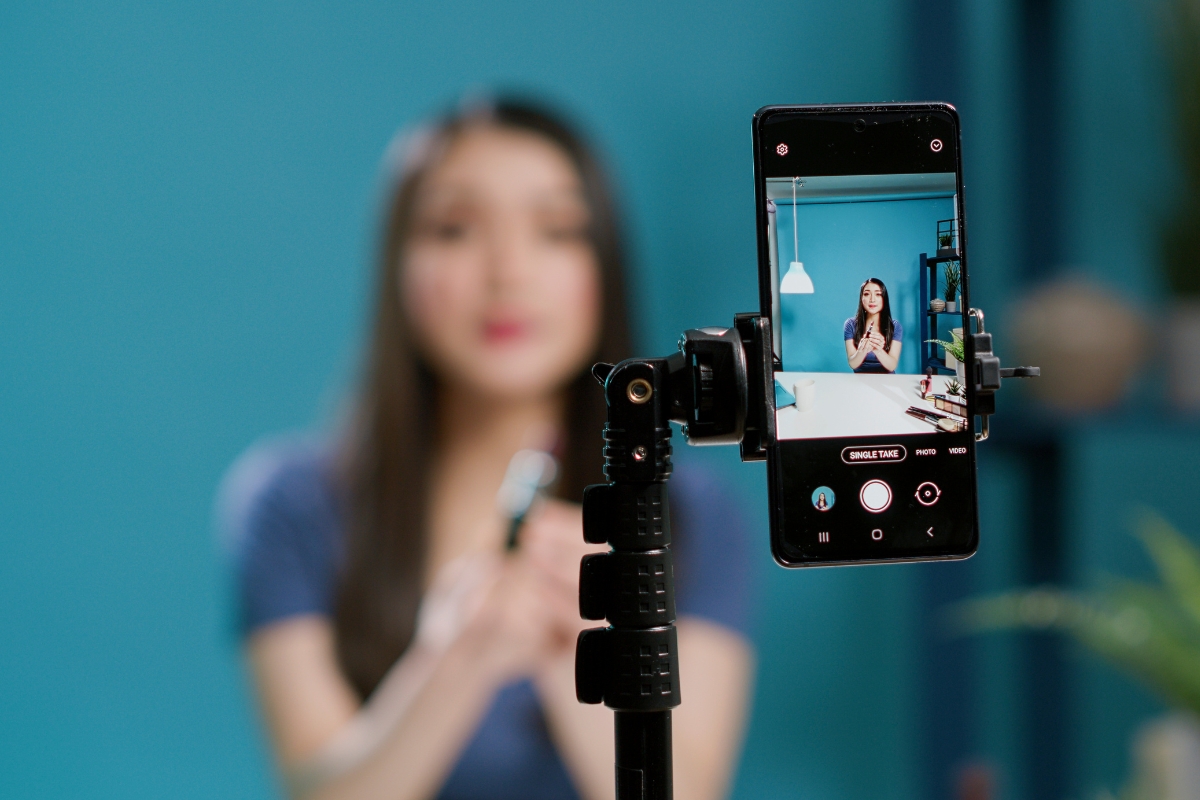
[591,313,774,468]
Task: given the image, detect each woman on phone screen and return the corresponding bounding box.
[844,277,902,373]
[219,98,753,800]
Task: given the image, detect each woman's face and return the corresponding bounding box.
[402,125,602,401]
[861,282,884,316]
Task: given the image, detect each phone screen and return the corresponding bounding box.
[753,105,979,566]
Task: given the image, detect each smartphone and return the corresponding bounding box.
[752,103,979,567]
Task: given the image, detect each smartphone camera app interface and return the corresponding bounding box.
[759,109,978,565]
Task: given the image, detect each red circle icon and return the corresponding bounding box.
[930,139,944,153]
[776,143,788,156]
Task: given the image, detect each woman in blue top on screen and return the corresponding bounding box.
[221,98,753,800]
[844,277,903,373]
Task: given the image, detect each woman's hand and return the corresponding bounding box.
[518,499,605,648]
[867,331,886,351]
[847,335,871,368]
[452,549,567,684]
[434,499,596,682]
[872,338,902,373]
[250,515,591,800]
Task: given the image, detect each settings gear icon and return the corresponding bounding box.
[776,143,788,156]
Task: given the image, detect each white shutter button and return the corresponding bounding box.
[859,480,892,513]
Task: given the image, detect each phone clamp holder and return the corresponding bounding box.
[967,307,1040,441]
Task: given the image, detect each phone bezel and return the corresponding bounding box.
[752,103,980,568]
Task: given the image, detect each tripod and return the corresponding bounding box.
[573,316,772,800]
[573,309,1036,800]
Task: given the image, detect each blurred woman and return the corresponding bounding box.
[222,98,754,800]
[845,277,902,373]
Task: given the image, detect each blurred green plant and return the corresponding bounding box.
[1162,0,1200,296]
[953,512,1200,715]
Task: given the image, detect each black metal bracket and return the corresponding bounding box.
[967,307,1040,441]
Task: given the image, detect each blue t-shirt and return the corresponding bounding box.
[220,439,753,800]
[843,317,903,373]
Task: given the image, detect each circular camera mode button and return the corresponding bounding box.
[915,481,942,506]
[859,480,893,513]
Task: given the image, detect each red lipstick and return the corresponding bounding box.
[483,320,529,344]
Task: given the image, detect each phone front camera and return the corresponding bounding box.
[853,119,866,133]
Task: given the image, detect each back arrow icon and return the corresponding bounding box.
[927,527,934,537]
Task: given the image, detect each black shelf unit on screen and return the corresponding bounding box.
[919,251,965,375]
[936,218,958,256]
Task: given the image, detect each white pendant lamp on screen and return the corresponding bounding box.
[780,177,814,294]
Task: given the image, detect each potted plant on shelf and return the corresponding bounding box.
[937,231,955,257]
[1163,0,1200,411]
[926,330,965,379]
[943,261,961,313]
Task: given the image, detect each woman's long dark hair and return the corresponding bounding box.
[852,277,894,349]
[334,98,633,700]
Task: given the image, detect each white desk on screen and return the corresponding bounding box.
[775,371,958,440]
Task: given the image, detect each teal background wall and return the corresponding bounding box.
[0,1,1191,799]
[1061,425,1200,795]
[0,2,904,798]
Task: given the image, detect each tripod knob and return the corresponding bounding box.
[579,550,676,627]
[576,627,681,710]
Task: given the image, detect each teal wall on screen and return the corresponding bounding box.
[776,196,954,374]
[0,1,1184,799]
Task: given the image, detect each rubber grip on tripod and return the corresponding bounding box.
[573,627,680,710]
[578,551,676,627]
[582,482,671,549]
